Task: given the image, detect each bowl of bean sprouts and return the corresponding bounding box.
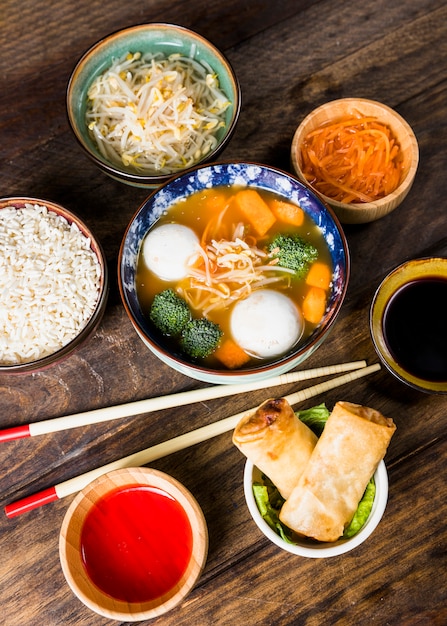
[67,23,241,188]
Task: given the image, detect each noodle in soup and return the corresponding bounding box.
[136,186,333,369]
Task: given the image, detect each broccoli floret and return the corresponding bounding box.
[180,318,223,359]
[268,234,318,278]
[149,289,191,336]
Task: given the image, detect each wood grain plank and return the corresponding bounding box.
[0,0,446,624]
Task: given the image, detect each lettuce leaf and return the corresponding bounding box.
[252,483,294,543]
[297,403,330,436]
[252,403,375,543]
[343,477,375,538]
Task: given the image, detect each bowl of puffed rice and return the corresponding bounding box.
[0,197,108,373]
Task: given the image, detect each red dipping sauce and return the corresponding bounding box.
[80,485,193,603]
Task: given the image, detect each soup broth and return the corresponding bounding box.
[136,185,333,369]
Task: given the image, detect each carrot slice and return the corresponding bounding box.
[234,189,276,236]
[306,262,331,290]
[214,339,251,369]
[204,191,229,213]
[302,286,327,324]
[299,113,404,203]
[269,198,304,226]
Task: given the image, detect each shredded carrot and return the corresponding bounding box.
[269,198,304,226]
[200,203,230,247]
[214,339,250,369]
[299,113,404,203]
[306,262,331,291]
[234,189,276,236]
[302,286,327,324]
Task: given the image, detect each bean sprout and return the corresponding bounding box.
[86,51,232,175]
[180,223,294,316]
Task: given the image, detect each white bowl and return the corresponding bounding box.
[243,459,388,558]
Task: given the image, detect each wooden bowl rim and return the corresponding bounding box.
[59,467,208,621]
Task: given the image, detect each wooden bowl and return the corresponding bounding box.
[290,98,419,224]
[59,467,208,621]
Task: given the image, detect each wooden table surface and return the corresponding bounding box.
[1,1,446,624]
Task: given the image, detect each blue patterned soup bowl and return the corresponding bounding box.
[118,162,350,384]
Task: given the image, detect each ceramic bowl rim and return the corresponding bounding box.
[0,196,109,374]
[66,22,241,188]
[370,256,447,394]
[243,459,388,558]
[117,160,350,383]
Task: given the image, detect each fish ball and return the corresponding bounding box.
[142,223,199,281]
[231,290,303,358]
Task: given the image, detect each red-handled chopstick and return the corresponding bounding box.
[5,487,59,517]
[0,361,366,443]
[4,363,380,518]
[0,425,32,442]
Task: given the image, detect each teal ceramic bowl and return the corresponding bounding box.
[67,24,241,188]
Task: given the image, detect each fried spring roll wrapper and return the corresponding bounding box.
[279,401,396,542]
[232,398,318,499]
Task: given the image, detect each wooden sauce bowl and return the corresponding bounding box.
[291,98,419,224]
[59,467,208,621]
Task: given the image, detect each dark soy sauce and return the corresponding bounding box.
[383,277,447,382]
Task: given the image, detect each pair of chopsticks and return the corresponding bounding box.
[3,360,380,518]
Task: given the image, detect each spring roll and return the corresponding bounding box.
[233,397,318,499]
[279,401,396,542]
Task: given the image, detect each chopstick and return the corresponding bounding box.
[0,361,367,443]
[4,363,380,518]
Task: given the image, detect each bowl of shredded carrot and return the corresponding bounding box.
[67,24,241,188]
[290,98,419,224]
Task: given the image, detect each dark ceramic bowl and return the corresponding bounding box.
[0,197,108,373]
[67,23,241,188]
[118,162,350,384]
